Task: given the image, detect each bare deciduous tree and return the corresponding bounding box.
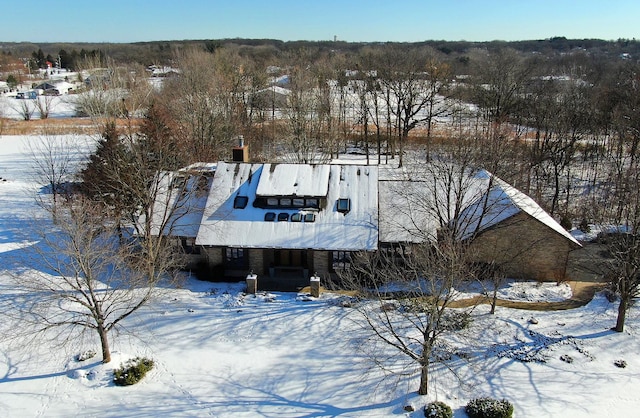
[340,236,475,396]
[592,62,640,332]
[35,94,56,119]
[161,47,253,162]
[74,56,154,133]
[375,47,453,166]
[339,155,516,395]
[28,132,87,208]
[12,97,36,121]
[4,197,169,363]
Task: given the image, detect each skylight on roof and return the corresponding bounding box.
[337,198,351,214]
[234,195,249,209]
[278,212,289,222]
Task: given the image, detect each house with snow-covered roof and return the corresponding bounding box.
[461,176,581,282]
[194,161,378,288]
[378,166,581,282]
[159,149,580,289]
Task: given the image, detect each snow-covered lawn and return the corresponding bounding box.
[456,279,574,303]
[0,134,638,417]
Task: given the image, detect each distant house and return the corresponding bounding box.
[33,80,75,95]
[154,151,579,289]
[33,82,57,92]
[250,85,290,111]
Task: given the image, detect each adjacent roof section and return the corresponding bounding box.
[148,170,213,238]
[379,165,579,247]
[456,171,580,246]
[196,162,379,251]
[490,177,581,246]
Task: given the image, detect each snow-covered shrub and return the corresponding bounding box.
[113,357,154,386]
[424,400,453,418]
[440,311,472,331]
[75,350,96,362]
[560,354,574,364]
[465,397,514,418]
[614,359,627,368]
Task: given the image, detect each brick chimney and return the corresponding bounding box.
[232,135,249,162]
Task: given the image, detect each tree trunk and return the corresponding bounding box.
[490,288,498,314]
[98,325,111,363]
[418,363,429,395]
[615,297,628,332]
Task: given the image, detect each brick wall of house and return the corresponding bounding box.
[203,247,223,266]
[313,250,331,279]
[469,212,579,282]
[249,249,265,275]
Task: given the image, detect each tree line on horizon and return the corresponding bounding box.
[0,36,638,69]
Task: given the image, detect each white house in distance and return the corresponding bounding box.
[158,145,580,290]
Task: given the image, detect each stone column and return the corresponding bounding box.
[246,273,257,294]
[310,273,321,298]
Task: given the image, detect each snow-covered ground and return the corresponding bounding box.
[0,135,638,417]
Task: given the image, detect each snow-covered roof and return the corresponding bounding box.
[255,164,330,197]
[483,176,580,245]
[151,160,576,251]
[196,162,378,251]
[256,85,291,97]
[149,171,211,238]
[379,166,579,246]
[379,179,438,243]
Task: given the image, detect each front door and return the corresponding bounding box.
[275,249,307,267]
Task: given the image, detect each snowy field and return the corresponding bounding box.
[0,134,639,417]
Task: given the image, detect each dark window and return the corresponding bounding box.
[379,243,411,265]
[332,251,351,271]
[304,213,316,222]
[291,213,303,222]
[264,212,276,221]
[278,212,289,221]
[337,198,351,213]
[180,238,200,254]
[234,195,249,209]
[225,248,247,268]
[195,176,209,197]
[255,196,324,209]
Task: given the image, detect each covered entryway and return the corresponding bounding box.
[263,249,311,290]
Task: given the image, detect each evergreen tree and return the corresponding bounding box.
[6,74,18,89]
[80,122,136,234]
[32,48,46,68]
[59,49,72,70]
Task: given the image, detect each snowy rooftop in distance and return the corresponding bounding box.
[196,162,379,251]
